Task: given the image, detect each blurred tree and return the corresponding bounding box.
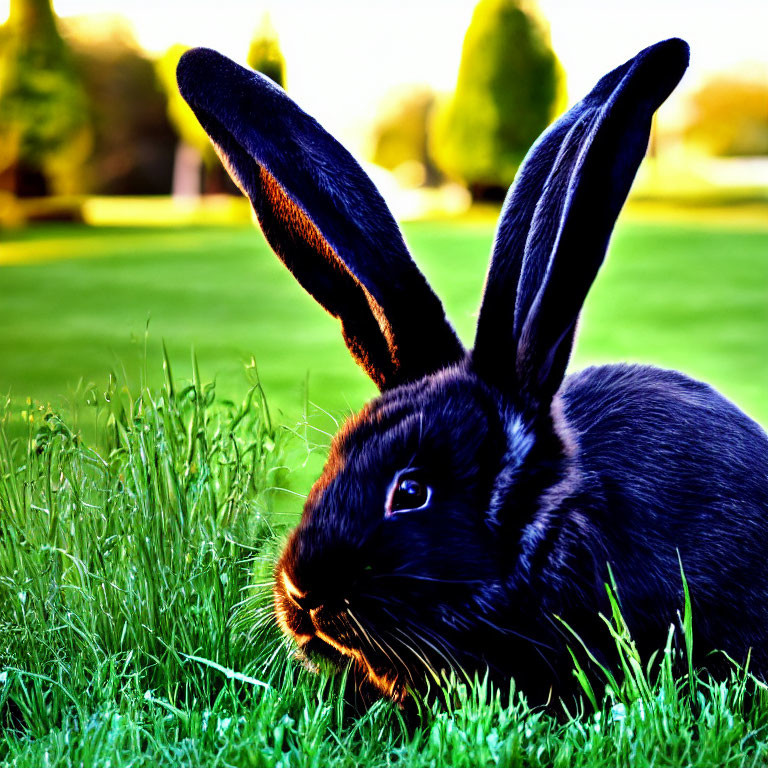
[431,0,565,199]
[156,44,215,166]
[247,13,286,89]
[684,74,768,157]
[158,19,287,197]
[68,17,176,195]
[157,44,241,196]
[0,0,91,196]
[156,44,216,196]
[370,86,442,186]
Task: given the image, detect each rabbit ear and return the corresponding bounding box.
[177,49,464,391]
[473,38,689,414]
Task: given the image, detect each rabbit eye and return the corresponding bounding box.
[386,472,432,516]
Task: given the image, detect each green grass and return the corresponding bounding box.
[2,371,768,766]
[1,212,767,764]
[1,215,767,426]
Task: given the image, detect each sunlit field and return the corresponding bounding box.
[2,208,768,766]
[2,209,767,426]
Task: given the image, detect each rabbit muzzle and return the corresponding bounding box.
[274,563,408,700]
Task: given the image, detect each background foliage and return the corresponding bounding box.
[246,13,286,89]
[430,0,565,198]
[73,20,176,195]
[0,0,91,196]
[684,74,768,157]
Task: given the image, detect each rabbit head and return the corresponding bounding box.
[177,38,690,702]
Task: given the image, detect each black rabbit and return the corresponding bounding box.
[177,38,768,705]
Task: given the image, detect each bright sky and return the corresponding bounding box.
[2,0,767,152]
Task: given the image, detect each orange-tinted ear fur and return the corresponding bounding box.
[177,48,465,390]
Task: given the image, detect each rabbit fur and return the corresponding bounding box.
[177,38,768,705]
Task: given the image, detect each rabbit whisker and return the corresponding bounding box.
[397,616,470,683]
[474,613,556,652]
[410,622,465,673]
[375,571,486,586]
[375,599,465,681]
[401,623,468,688]
[348,608,414,684]
[391,626,441,684]
[470,611,559,682]
[261,635,292,670]
[346,608,387,663]
[237,602,276,620]
[380,635,415,684]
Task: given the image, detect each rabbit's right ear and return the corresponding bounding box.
[473,39,689,415]
[177,49,464,391]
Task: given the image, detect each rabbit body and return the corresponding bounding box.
[177,38,768,704]
[551,364,768,695]
[276,359,768,704]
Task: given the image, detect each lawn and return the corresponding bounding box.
[1,211,767,426]
[2,352,768,766]
[1,209,768,766]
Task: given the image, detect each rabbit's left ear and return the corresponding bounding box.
[177,49,464,391]
[473,38,689,415]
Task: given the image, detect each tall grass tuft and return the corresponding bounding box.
[0,356,297,739]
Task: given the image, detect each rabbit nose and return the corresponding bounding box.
[280,569,323,613]
[294,592,323,613]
